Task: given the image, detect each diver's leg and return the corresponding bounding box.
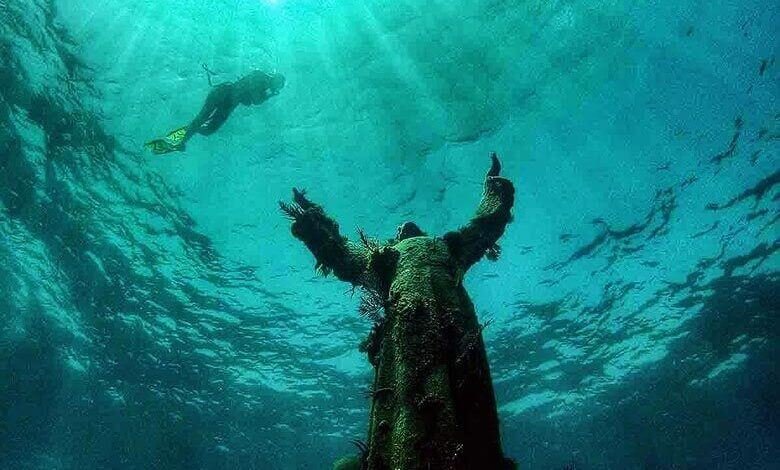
[198,104,235,136]
[186,85,231,139]
[186,105,217,139]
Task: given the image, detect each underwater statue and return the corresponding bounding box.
[282,153,516,470]
[145,70,285,154]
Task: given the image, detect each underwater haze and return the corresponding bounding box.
[1,0,778,468]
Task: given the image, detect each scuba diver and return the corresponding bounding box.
[145,68,286,154]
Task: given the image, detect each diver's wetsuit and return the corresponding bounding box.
[186,83,237,140]
[145,70,284,154]
[184,71,283,142]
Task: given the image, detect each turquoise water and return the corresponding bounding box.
[1,0,778,468]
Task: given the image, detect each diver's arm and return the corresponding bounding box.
[280,188,370,286]
[234,72,274,105]
[442,153,515,270]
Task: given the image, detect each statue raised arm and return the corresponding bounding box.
[280,188,370,286]
[443,152,515,270]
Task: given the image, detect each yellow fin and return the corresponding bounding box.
[165,126,188,146]
[144,138,181,155]
[144,126,187,154]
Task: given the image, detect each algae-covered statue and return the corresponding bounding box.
[281,153,516,470]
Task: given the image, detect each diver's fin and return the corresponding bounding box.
[144,138,184,155]
[165,126,188,146]
[144,126,188,155]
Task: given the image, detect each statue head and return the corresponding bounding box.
[396,222,426,241]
